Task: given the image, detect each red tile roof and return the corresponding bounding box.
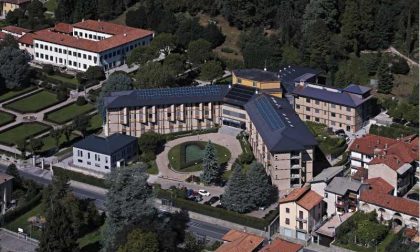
[18,32,34,45]
[0,31,6,40]
[352,167,368,181]
[360,190,419,217]
[33,27,153,53]
[279,186,310,204]
[297,190,323,210]
[369,155,406,171]
[216,230,264,252]
[73,19,137,35]
[1,25,31,36]
[53,23,73,34]
[365,177,394,194]
[260,239,303,252]
[350,134,396,155]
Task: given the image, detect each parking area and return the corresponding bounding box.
[0,228,38,252]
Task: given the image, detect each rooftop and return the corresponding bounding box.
[297,190,323,210]
[233,68,279,82]
[244,95,317,152]
[315,212,354,237]
[277,65,322,93]
[1,25,31,36]
[324,177,362,196]
[216,230,264,252]
[279,186,310,204]
[53,22,73,34]
[360,190,419,217]
[311,166,345,183]
[17,32,34,45]
[73,133,137,155]
[73,19,136,35]
[223,84,257,107]
[365,177,394,195]
[0,173,13,183]
[260,238,303,252]
[342,84,372,95]
[105,85,230,109]
[292,83,371,108]
[351,167,368,181]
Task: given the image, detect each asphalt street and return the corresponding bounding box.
[187,219,230,241]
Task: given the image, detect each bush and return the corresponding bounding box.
[84,66,106,81]
[238,152,254,164]
[391,57,410,75]
[52,166,107,188]
[369,124,418,138]
[164,127,219,141]
[3,193,42,224]
[42,64,54,75]
[221,47,234,53]
[76,96,87,106]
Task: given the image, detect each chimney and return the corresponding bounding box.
[123,33,127,37]
[82,18,85,22]
[356,144,359,149]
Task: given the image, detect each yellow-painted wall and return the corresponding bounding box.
[2,3,27,17]
[232,73,283,98]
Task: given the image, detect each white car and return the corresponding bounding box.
[198,190,211,197]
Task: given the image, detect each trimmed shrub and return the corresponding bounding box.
[391,57,410,75]
[42,64,54,75]
[3,193,42,224]
[52,166,107,188]
[221,47,234,53]
[76,96,87,106]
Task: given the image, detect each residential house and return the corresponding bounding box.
[359,190,419,229]
[309,166,345,197]
[293,83,373,133]
[104,84,317,190]
[0,173,13,214]
[1,25,30,38]
[259,238,303,252]
[215,229,264,252]
[324,177,368,217]
[232,68,283,97]
[313,212,353,247]
[0,0,31,19]
[279,186,324,241]
[73,133,138,173]
[349,134,418,196]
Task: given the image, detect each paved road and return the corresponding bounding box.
[187,219,230,241]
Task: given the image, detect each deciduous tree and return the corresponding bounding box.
[187,39,212,65]
[199,60,224,82]
[0,47,30,90]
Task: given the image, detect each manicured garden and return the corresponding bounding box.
[0,86,37,103]
[0,111,15,126]
[4,203,44,240]
[4,90,61,113]
[168,141,231,172]
[306,121,347,157]
[45,102,95,124]
[39,133,80,153]
[0,123,51,146]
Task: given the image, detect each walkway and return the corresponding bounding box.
[156,132,242,181]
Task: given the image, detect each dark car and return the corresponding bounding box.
[204,196,220,205]
[335,129,346,136]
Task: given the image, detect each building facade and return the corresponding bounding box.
[232,69,283,97]
[293,83,373,133]
[73,133,138,173]
[16,20,154,71]
[279,186,324,241]
[0,173,13,214]
[0,0,30,19]
[103,84,317,191]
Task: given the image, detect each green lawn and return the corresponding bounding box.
[78,225,103,250]
[0,111,15,126]
[39,133,80,153]
[4,203,44,240]
[4,90,60,113]
[147,160,159,175]
[46,73,79,87]
[87,114,103,132]
[335,232,397,252]
[0,123,51,146]
[0,86,37,103]
[168,141,231,172]
[305,121,347,157]
[45,102,95,124]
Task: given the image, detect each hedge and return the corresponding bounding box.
[370,124,418,139]
[3,193,42,224]
[155,187,269,230]
[52,166,107,188]
[164,127,219,141]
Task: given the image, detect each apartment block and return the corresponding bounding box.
[293,83,373,133]
[104,84,317,190]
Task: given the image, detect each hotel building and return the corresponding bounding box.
[103,84,317,190]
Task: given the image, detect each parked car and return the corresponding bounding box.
[198,189,211,197]
[204,196,220,205]
[335,129,346,137]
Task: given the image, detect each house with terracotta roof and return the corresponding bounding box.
[292,83,373,133]
[20,19,154,72]
[349,134,418,196]
[279,186,324,241]
[0,0,30,19]
[259,238,303,252]
[215,229,265,252]
[359,190,419,229]
[1,25,30,37]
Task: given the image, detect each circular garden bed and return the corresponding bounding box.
[168,141,231,172]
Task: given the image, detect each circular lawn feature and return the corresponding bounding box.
[168,141,231,173]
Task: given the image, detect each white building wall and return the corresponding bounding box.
[73,147,112,173]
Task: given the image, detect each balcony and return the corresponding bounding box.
[296,217,307,223]
[291,164,301,169]
[291,174,301,179]
[295,226,307,233]
[336,201,347,208]
[291,154,300,159]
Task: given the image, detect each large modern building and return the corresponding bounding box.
[17,19,154,71]
[293,83,373,133]
[73,133,138,173]
[103,84,317,190]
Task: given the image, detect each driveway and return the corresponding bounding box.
[155,132,242,181]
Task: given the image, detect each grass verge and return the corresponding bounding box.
[0,86,37,103]
[0,122,51,146]
[45,102,95,124]
[4,90,60,113]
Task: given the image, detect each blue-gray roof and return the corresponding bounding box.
[223,84,257,107]
[311,166,345,183]
[325,177,362,196]
[277,66,322,93]
[244,94,317,152]
[342,84,372,95]
[74,133,137,155]
[292,84,370,108]
[105,85,230,109]
[233,69,279,82]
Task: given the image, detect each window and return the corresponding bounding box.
[78,159,82,163]
[306,107,310,111]
[324,193,328,198]
[286,208,290,213]
[285,218,290,225]
[315,100,320,105]
[83,64,87,69]
[296,105,300,109]
[331,112,336,117]
[93,35,97,40]
[89,34,92,39]
[331,104,336,108]
[331,121,335,126]
[35,43,39,48]
[69,60,72,65]
[73,51,77,56]
[315,117,320,122]
[252,81,257,87]
[346,107,351,112]
[95,163,100,167]
[346,116,351,120]
[63,49,67,54]
[78,53,81,57]
[54,47,58,52]
[74,31,78,36]
[299,211,303,218]
[77,150,83,157]
[35,52,39,57]
[105,166,109,169]
[50,55,53,61]
[59,49,62,53]
[88,152,90,159]
[88,55,92,60]
[305,115,310,120]
[315,109,319,113]
[87,161,91,165]
[40,44,43,49]
[306,98,311,103]
[83,54,86,59]
[93,57,97,63]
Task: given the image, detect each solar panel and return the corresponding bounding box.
[255,96,285,130]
